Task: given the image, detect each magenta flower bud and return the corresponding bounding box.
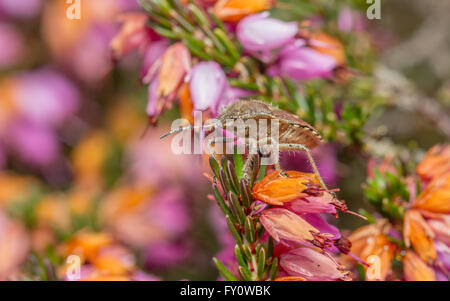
[278,40,337,80]
[189,61,227,112]
[237,12,298,52]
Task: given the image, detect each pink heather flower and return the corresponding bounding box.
[146,77,160,118]
[0,23,25,69]
[0,0,42,19]
[260,208,331,248]
[272,39,337,81]
[300,213,341,240]
[14,69,80,127]
[110,12,152,60]
[5,120,60,167]
[279,247,350,281]
[189,61,228,112]
[283,192,338,215]
[140,39,170,83]
[435,241,450,272]
[338,7,364,33]
[237,12,298,52]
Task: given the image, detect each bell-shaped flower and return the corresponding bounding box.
[346,222,395,280]
[237,12,298,52]
[110,12,151,60]
[213,0,272,22]
[403,250,436,281]
[252,170,320,206]
[260,208,334,248]
[277,40,337,81]
[157,43,191,100]
[140,39,170,83]
[416,144,450,183]
[279,247,351,281]
[189,61,227,113]
[414,173,450,214]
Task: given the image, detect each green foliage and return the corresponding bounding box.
[362,167,409,222]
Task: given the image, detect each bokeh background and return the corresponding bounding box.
[0,0,448,280]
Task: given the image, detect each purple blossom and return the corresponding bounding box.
[276,39,337,80]
[14,69,80,127]
[189,61,227,113]
[237,12,298,52]
[5,120,60,168]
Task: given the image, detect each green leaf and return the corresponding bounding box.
[269,257,278,280]
[233,149,245,180]
[213,258,238,281]
[212,184,236,224]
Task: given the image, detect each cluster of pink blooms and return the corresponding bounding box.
[112,3,349,123]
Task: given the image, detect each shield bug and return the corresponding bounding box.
[160,99,331,195]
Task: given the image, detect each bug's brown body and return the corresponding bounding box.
[160,99,331,196]
[217,99,322,149]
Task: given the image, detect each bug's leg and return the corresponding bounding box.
[256,137,285,173]
[207,137,236,162]
[242,138,258,181]
[279,143,335,198]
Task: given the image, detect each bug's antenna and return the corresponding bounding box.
[160,123,217,140]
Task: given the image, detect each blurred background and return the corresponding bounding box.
[0,0,448,280]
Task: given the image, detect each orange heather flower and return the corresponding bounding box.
[403,210,436,263]
[178,83,194,125]
[403,250,435,281]
[252,170,320,205]
[157,43,190,99]
[274,276,306,281]
[213,0,273,22]
[61,231,113,262]
[413,173,450,214]
[110,12,150,59]
[310,32,346,65]
[416,144,450,182]
[347,223,395,280]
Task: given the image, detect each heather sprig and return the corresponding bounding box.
[209,153,277,281]
[134,0,381,148]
